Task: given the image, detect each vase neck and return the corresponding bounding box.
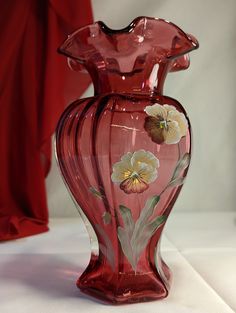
[87,60,171,96]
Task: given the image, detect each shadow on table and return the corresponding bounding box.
[0,253,101,303]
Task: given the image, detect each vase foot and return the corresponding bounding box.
[77,269,170,304]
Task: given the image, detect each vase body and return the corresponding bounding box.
[56,17,198,304]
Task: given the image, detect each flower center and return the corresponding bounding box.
[130,171,139,179]
[159,120,168,129]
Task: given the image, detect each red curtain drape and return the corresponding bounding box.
[0,0,93,240]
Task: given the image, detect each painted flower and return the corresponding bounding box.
[111,150,159,194]
[144,104,188,144]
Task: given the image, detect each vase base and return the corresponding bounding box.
[78,286,168,304]
[77,269,170,304]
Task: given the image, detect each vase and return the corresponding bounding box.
[56,16,199,304]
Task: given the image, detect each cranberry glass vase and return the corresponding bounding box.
[56,17,199,304]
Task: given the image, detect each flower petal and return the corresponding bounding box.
[139,165,158,183]
[120,177,149,194]
[163,121,181,144]
[121,152,133,163]
[144,103,168,119]
[111,171,125,183]
[131,149,159,170]
[144,116,165,144]
[168,111,188,137]
[163,104,177,113]
[111,160,132,183]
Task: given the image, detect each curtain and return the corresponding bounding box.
[0,0,93,240]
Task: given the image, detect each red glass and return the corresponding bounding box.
[56,16,199,304]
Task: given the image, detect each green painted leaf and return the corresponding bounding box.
[131,195,160,244]
[171,153,190,181]
[102,212,112,225]
[117,197,166,271]
[167,177,185,188]
[119,205,135,239]
[129,195,160,266]
[117,226,136,270]
[89,186,104,199]
[146,215,167,232]
[95,224,115,270]
[131,215,167,265]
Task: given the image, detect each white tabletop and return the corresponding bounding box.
[0,212,235,313]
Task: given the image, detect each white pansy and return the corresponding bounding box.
[111,150,159,194]
[144,103,188,144]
